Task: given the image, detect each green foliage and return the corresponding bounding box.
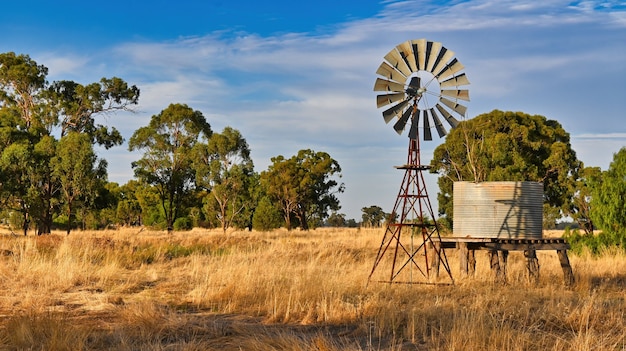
[252,196,283,231]
[116,200,142,226]
[173,217,193,231]
[83,208,116,230]
[194,127,255,232]
[590,147,626,238]
[45,77,139,148]
[261,149,344,230]
[52,132,105,234]
[431,110,581,226]
[569,166,601,234]
[0,52,140,234]
[563,228,626,256]
[326,212,346,227]
[129,103,212,231]
[361,205,387,227]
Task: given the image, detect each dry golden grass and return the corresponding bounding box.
[0,227,623,350]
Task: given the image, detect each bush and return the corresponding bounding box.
[252,197,282,231]
[173,217,193,231]
[563,227,626,256]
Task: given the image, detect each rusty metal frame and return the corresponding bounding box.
[367,135,454,285]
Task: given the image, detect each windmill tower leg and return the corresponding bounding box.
[368,137,454,285]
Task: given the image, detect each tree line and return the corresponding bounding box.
[2,53,624,242]
[0,53,345,234]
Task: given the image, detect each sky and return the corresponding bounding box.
[1,0,625,220]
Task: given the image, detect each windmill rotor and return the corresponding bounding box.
[374,39,470,141]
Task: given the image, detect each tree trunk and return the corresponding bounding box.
[66,200,73,235]
[22,210,29,236]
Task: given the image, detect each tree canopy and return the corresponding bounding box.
[431,110,581,228]
[261,149,344,230]
[129,103,212,232]
[193,127,255,232]
[361,205,387,227]
[591,147,626,239]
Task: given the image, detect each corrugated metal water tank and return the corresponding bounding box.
[453,181,543,239]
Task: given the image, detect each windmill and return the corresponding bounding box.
[368,39,470,285]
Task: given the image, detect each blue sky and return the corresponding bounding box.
[2,0,625,220]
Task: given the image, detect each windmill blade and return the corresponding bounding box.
[430,108,447,138]
[376,61,407,83]
[423,41,433,72]
[414,38,427,71]
[423,109,432,141]
[377,93,405,108]
[382,98,410,123]
[408,109,420,139]
[436,58,465,80]
[384,48,413,77]
[440,73,470,88]
[440,96,468,117]
[397,40,417,72]
[436,104,460,128]
[426,41,442,73]
[393,107,413,134]
[431,48,455,78]
[441,89,470,101]
[374,78,405,92]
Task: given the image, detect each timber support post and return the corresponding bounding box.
[468,249,476,276]
[557,249,575,286]
[498,250,509,280]
[459,242,469,276]
[489,250,506,283]
[429,241,441,279]
[524,249,540,285]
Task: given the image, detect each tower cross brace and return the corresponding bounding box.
[367,136,454,285]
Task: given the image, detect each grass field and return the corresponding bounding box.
[0,227,623,350]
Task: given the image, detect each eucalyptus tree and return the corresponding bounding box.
[591,147,626,241]
[261,149,344,230]
[261,155,299,230]
[361,205,387,227]
[431,110,581,228]
[194,127,254,232]
[0,53,53,233]
[52,132,106,234]
[129,103,212,232]
[0,140,34,234]
[115,180,143,227]
[0,52,50,133]
[569,166,601,235]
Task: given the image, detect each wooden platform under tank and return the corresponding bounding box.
[428,237,574,285]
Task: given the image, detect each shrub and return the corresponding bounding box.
[564,227,626,256]
[173,217,193,231]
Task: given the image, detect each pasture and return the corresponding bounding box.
[0,227,623,350]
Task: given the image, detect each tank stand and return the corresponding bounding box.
[430,237,574,285]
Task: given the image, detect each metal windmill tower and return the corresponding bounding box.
[368,39,470,285]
